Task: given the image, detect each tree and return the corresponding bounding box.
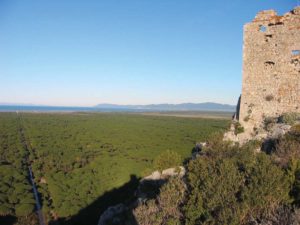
[0,204,13,216]
[153,150,182,171]
[15,203,35,217]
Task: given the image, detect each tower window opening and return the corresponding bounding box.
[259,25,267,32]
[292,50,300,55]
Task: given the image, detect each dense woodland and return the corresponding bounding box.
[0,114,37,224]
[0,112,228,224]
[4,112,299,225]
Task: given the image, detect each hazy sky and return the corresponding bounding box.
[0,0,296,106]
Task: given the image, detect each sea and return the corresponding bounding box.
[0,105,148,112]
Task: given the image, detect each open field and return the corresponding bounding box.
[0,112,230,224]
[137,111,233,119]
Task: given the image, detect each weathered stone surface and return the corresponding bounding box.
[226,7,300,144]
[143,170,161,181]
[240,7,300,134]
[142,166,185,182]
[271,124,292,139]
[161,167,186,177]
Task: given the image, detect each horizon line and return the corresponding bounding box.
[0,101,237,108]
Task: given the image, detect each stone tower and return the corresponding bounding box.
[238,7,300,137]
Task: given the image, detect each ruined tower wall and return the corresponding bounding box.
[239,7,300,134]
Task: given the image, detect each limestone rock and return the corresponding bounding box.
[143,170,161,181]
[270,124,291,139]
[141,166,185,182]
[161,167,186,178]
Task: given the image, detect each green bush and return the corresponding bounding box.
[14,203,35,217]
[206,131,229,150]
[234,122,244,135]
[184,143,291,225]
[240,153,291,220]
[134,177,185,225]
[153,150,182,171]
[236,126,244,134]
[134,200,163,225]
[185,157,243,225]
[291,124,300,136]
[287,160,300,206]
[0,204,13,216]
[264,116,277,131]
[273,131,300,167]
[258,205,299,225]
[278,112,300,125]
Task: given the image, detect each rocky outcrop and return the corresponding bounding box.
[141,166,185,182]
[225,113,299,148]
[98,166,185,225]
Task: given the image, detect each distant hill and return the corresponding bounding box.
[94,102,236,112]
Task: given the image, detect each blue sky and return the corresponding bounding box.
[0,0,296,106]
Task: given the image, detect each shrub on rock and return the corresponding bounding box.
[153,150,182,171]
